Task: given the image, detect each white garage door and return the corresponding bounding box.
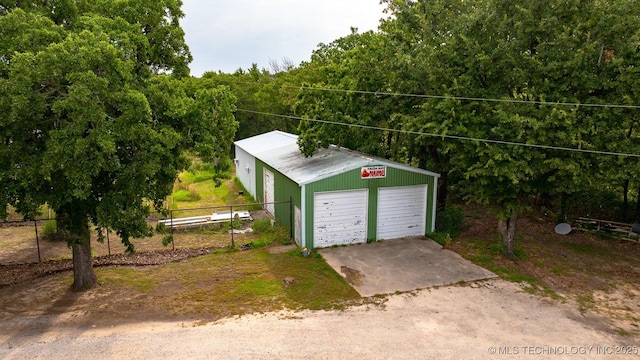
[377,185,427,240]
[314,189,368,248]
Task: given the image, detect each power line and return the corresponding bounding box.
[237,109,640,158]
[218,79,640,110]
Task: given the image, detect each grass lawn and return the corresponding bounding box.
[87,247,361,322]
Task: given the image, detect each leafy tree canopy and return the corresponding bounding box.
[293,0,640,255]
[0,1,237,290]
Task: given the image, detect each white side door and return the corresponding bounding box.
[264,168,275,215]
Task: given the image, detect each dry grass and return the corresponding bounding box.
[0,247,362,327]
[451,204,640,336]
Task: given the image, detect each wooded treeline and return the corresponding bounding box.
[209,0,640,255]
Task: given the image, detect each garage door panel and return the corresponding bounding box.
[314,189,368,248]
[377,185,427,240]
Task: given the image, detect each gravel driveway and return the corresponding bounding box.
[1,279,637,360]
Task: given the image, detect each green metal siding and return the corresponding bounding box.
[303,165,436,247]
[254,159,436,249]
[255,159,301,231]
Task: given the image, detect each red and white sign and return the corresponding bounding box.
[361,166,386,179]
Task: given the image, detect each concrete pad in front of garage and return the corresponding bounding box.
[318,237,498,297]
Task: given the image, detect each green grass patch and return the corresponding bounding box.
[180,170,215,185]
[169,174,258,214]
[97,268,158,292]
[428,232,452,247]
[237,278,282,297]
[457,239,559,299]
[551,267,569,276]
[250,219,291,247]
[95,248,360,318]
[172,188,201,202]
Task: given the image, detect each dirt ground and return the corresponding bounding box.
[0,205,638,354]
[450,205,640,337]
[0,220,254,265]
[1,280,638,360]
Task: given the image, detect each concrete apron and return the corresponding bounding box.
[318,237,498,297]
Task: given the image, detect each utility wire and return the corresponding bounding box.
[237,109,640,158]
[219,79,640,110]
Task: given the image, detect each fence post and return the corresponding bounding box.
[34,220,41,263]
[170,209,175,250]
[106,229,111,256]
[230,205,234,248]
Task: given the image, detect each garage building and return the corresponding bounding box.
[234,131,440,249]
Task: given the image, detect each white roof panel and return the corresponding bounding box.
[234,131,440,185]
[234,130,298,157]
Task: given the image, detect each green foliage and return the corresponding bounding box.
[200,65,299,141]
[435,206,464,237]
[41,220,62,241]
[162,235,174,247]
[252,219,290,247]
[429,232,452,248]
[252,219,274,233]
[289,0,640,256]
[0,2,237,289]
[178,161,216,185]
[172,188,201,202]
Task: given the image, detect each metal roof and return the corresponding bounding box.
[234,131,440,185]
[234,130,298,156]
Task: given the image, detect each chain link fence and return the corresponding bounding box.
[0,201,292,265]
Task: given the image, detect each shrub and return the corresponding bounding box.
[253,219,274,234]
[429,232,452,248]
[435,205,464,237]
[41,220,63,241]
[251,219,290,246]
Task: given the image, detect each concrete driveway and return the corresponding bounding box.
[318,237,497,296]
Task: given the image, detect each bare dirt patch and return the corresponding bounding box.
[341,265,364,286]
[0,247,217,288]
[450,204,640,336]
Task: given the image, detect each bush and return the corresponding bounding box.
[252,219,290,246]
[41,220,63,241]
[435,205,464,237]
[429,232,452,248]
[253,219,274,234]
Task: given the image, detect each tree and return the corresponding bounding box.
[293,0,640,255]
[0,3,237,290]
[294,30,407,161]
[384,0,640,254]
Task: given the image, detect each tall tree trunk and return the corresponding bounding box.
[558,193,568,223]
[60,210,97,291]
[498,209,518,257]
[623,179,630,220]
[438,171,449,209]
